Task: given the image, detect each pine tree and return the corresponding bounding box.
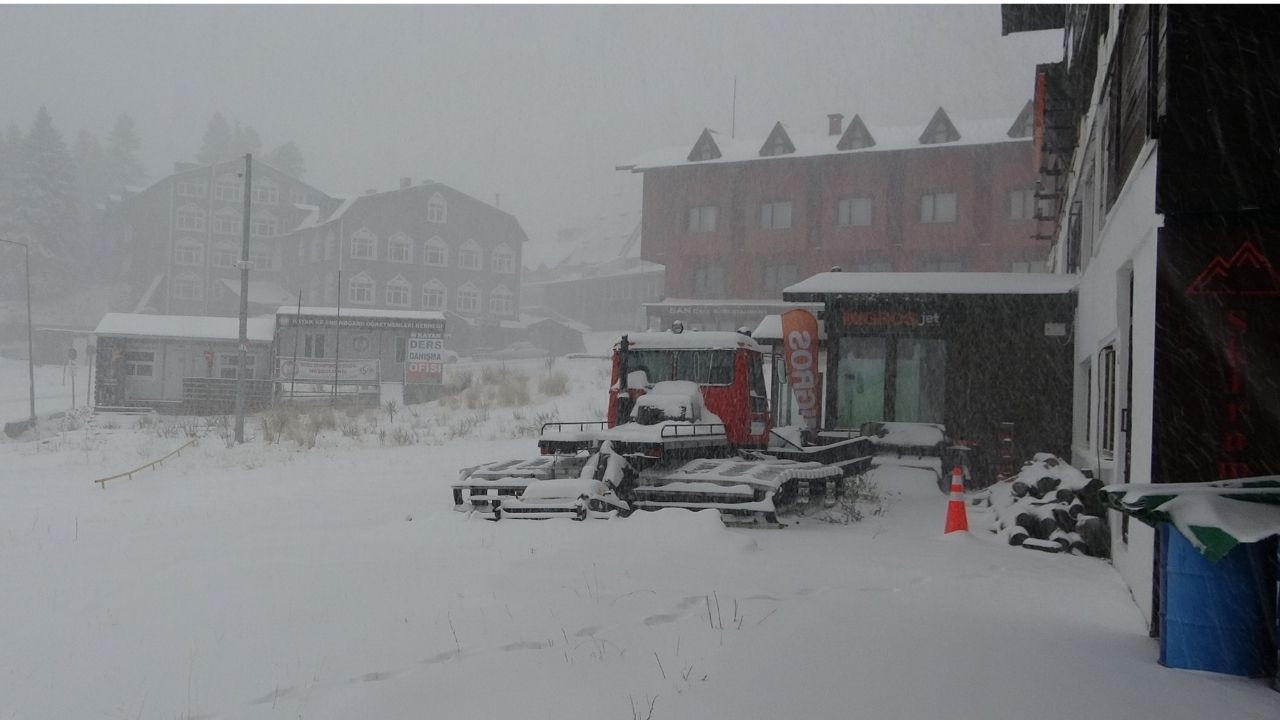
[267,140,306,179]
[10,107,82,293]
[105,113,145,190]
[197,112,233,165]
[0,123,22,233]
[230,123,262,159]
[72,129,106,202]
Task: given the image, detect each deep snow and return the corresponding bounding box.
[1,355,1277,719]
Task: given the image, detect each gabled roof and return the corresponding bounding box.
[1007,99,1035,138]
[621,102,1032,172]
[687,129,723,162]
[836,114,876,151]
[919,107,961,144]
[759,122,796,157]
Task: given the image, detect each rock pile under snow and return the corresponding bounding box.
[975,453,1110,557]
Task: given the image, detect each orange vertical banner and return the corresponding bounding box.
[780,308,821,431]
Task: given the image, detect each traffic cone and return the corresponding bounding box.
[944,466,969,534]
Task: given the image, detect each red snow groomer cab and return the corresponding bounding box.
[606,330,772,450]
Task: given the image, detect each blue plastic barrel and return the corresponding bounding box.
[1159,525,1276,678]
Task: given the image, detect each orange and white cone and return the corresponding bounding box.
[944,466,969,534]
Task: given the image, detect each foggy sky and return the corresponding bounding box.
[0,4,1060,250]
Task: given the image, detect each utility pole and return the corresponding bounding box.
[234,154,252,443]
[0,238,35,429]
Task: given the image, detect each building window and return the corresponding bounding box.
[837,196,873,227]
[1011,260,1048,273]
[760,201,793,230]
[427,193,447,224]
[1100,345,1117,457]
[213,177,242,202]
[251,181,278,205]
[425,236,448,266]
[348,273,373,304]
[251,215,277,237]
[923,259,964,272]
[688,205,718,233]
[124,350,155,377]
[176,181,206,198]
[762,264,798,291]
[492,244,516,273]
[175,205,206,232]
[172,273,202,300]
[218,353,255,380]
[212,210,241,235]
[386,276,411,307]
[692,264,727,298]
[387,233,412,263]
[211,243,238,268]
[489,285,514,316]
[174,238,204,266]
[1009,188,1038,220]
[456,283,480,313]
[249,247,274,271]
[304,333,325,359]
[919,192,957,224]
[458,240,482,270]
[422,280,447,310]
[350,229,376,259]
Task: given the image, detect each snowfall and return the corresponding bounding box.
[1,345,1278,720]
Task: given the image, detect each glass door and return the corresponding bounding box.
[837,337,886,428]
[894,338,946,423]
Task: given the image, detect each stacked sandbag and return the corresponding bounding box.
[971,453,1110,558]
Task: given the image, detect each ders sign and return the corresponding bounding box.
[405,335,445,384]
[781,308,821,431]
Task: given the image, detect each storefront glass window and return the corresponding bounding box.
[837,337,886,428]
[894,338,946,423]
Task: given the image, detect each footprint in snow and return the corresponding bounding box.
[352,670,399,683]
[501,640,549,651]
[575,625,601,637]
[250,686,297,705]
[643,612,681,626]
[421,649,462,665]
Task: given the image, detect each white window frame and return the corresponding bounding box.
[251,180,278,205]
[920,192,957,224]
[213,176,242,202]
[688,205,718,233]
[456,283,480,313]
[385,276,411,307]
[175,204,206,232]
[251,214,277,237]
[348,273,374,304]
[211,243,238,268]
[387,233,413,263]
[837,196,873,227]
[174,238,204,266]
[424,237,448,266]
[1009,187,1038,221]
[124,350,155,377]
[489,285,514,316]
[211,210,241,235]
[760,201,793,230]
[249,246,275,272]
[427,193,447,224]
[491,244,515,273]
[458,240,482,270]
[350,229,377,260]
[422,280,447,310]
[176,181,206,198]
[218,352,255,380]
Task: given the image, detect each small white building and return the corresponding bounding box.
[92,313,276,412]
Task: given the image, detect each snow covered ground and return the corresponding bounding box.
[0,356,90,427]
[1,355,1277,719]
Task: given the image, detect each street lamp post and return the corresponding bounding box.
[0,238,35,428]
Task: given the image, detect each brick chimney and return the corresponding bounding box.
[828,113,844,137]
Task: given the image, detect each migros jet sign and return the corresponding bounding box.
[781,309,821,431]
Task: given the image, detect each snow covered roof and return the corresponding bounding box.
[643,297,804,309]
[93,313,275,342]
[783,272,1078,300]
[620,108,1030,172]
[275,306,445,321]
[622,331,762,352]
[751,311,828,343]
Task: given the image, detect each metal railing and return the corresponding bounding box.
[93,436,199,488]
[660,423,726,439]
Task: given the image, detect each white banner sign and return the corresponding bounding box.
[277,357,379,383]
[405,335,445,384]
